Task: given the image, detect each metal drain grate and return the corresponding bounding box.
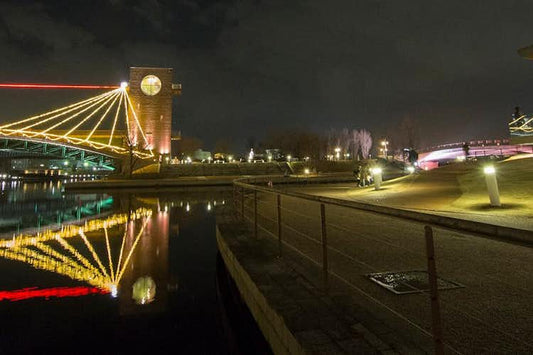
[367,270,464,295]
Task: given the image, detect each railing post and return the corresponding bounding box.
[233,184,236,214]
[425,225,444,355]
[320,203,328,291]
[254,190,258,238]
[241,186,244,220]
[277,194,282,257]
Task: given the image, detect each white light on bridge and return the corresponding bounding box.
[120,81,128,89]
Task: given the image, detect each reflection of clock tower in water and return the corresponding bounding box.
[128,67,181,158]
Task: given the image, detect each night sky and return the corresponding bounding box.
[1,0,533,151]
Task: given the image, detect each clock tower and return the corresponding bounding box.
[127,67,181,158]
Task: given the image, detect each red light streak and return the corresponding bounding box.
[0,287,109,301]
[0,83,120,90]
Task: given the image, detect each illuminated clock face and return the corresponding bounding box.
[140,75,162,96]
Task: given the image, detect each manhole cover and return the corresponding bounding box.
[367,270,464,295]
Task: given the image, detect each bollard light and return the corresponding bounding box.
[483,165,501,206]
[372,167,382,190]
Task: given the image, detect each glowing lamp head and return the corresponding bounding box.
[407,166,415,173]
[484,166,496,175]
[304,168,310,175]
[372,167,382,175]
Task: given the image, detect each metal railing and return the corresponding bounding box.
[232,178,533,354]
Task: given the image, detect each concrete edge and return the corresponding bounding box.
[216,226,305,355]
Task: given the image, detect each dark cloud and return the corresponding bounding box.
[0,0,532,151]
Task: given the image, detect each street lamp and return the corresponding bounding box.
[371,167,383,190]
[381,140,389,159]
[334,147,341,160]
[483,165,501,206]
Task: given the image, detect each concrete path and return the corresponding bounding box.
[286,158,533,232]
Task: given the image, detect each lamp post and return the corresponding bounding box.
[483,166,501,207]
[381,140,389,160]
[334,147,341,160]
[372,167,382,190]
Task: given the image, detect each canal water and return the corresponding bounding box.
[0,181,270,354]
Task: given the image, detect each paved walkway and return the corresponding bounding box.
[286,158,533,232]
[221,159,533,353]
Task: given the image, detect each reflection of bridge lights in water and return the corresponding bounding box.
[0,208,152,296]
[0,286,109,301]
[132,276,156,305]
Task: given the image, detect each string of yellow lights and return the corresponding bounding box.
[79,229,111,279]
[104,227,116,282]
[0,87,155,159]
[11,90,117,133]
[115,219,147,285]
[33,241,101,276]
[0,208,153,292]
[0,90,114,129]
[46,91,120,137]
[107,91,124,146]
[83,92,121,141]
[125,90,152,153]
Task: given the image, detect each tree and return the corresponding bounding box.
[123,134,149,178]
[176,136,203,157]
[213,138,231,155]
[359,129,372,159]
[351,129,360,160]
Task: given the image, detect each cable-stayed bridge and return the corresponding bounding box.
[0,67,180,173]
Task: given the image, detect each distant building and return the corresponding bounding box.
[192,149,211,161]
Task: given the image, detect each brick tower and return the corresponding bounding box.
[127,67,180,158]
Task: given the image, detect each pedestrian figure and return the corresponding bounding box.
[359,164,367,187]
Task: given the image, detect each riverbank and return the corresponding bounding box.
[64,173,361,190]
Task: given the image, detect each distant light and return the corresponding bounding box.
[120,81,128,89]
[407,166,415,173]
[371,167,382,175]
[484,166,496,175]
[304,168,310,175]
[63,161,69,166]
[83,162,89,167]
[287,155,292,162]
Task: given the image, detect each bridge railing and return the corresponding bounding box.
[419,138,510,153]
[232,177,532,354]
